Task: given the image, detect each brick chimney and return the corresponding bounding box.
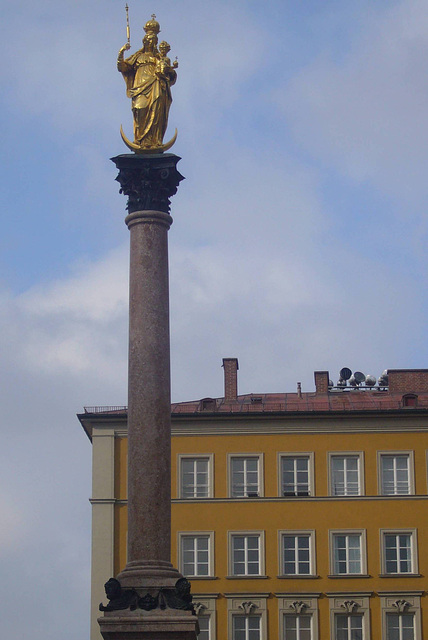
[223,358,239,401]
[388,369,428,394]
[314,370,329,394]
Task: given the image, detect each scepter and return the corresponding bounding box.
[125,4,130,46]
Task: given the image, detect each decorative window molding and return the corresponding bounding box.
[228,531,265,577]
[227,594,268,640]
[328,452,364,496]
[392,599,411,613]
[380,592,422,640]
[380,529,418,576]
[278,529,316,577]
[194,602,207,615]
[340,600,359,613]
[177,531,214,578]
[239,601,258,615]
[278,452,314,497]
[228,453,264,498]
[328,593,371,640]
[377,451,415,496]
[290,601,308,614]
[329,530,367,576]
[192,595,218,640]
[177,454,214,499]
[277,593,320,640]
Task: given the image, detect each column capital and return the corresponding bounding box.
[111,153,184,214]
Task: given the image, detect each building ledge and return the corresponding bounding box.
[225,575,269,580]
[378,573,422,578]
[277,575,319,579]
[328,574,371,579]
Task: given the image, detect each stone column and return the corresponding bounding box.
[98,153,198,640]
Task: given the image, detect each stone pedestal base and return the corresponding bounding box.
[99,609,198,640]
[97,567,198,640]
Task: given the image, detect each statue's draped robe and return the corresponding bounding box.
[119,50,176,147]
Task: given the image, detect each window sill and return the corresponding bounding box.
[185,576,218,580]
[226,575,269,580]
[277,574,319,579]
[378,573,421,578]
[380,494,414,497]
[328,574,371,579]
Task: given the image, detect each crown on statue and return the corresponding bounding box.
[144,14,160,36]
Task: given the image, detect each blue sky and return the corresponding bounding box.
[0,1,427,638]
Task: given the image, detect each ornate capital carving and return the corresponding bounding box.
[340,600,359,613]
[239,601,257,615]
[111,153,184,214]
[289,601,308,614]
[392,599,411,613]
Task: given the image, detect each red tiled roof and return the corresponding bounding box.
[170,390,428,414]
[83,391,428,416]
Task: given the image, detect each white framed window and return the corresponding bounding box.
[380,593,422,640]
[198,614,211,640]
[178,454,213,499]
[278,594,319,640]
[229,454,263,498]
[378,452,414,495]
[227,595,268,640]
[178,532,214,577]
[284,615,312,639]
[233,615,261,640]
[279,530,316,576]
[193,596,218,640]
[228,531,265,576]
[279,453,314,497]
[334,614,363,639]
[329,530,366,575]
[386,613,414,640]
[380,529,418,575]
[328,453,364,496]
[328,594,370,640]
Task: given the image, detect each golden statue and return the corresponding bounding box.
[117,13,178,153]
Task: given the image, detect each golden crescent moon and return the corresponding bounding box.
[120,126,178,154]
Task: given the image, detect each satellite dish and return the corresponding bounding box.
[354,371,365,384]
[339,367,352,381]
[378,370,389,386]
[337,379,346,387]
[365,375,376,387]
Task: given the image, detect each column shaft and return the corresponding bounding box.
[126,211,172,564]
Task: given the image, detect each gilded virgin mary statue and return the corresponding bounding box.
[117,15,178,153]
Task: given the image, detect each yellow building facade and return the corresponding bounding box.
[79,363,428,640]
